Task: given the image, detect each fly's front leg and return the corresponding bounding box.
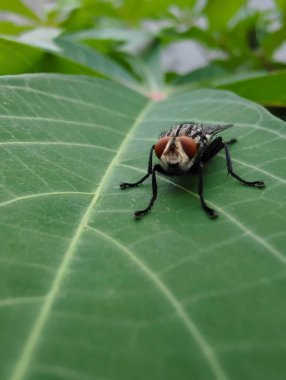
[120,145,154,189]
[198,161,218,219]
[134,164,162,219]
[224,142,265,188]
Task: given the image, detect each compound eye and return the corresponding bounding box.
[155,137,170,158]
[179,136,197,158]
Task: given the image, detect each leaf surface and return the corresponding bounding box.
[0,75,286,380]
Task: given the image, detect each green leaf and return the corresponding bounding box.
[16,27,62,52]
[62,0,119,31]
[11,30,134,85]
[0,37,44,75]
[53,37,139,86]
[173,64,228,86]
[1,74,286,380]
[65,27,153,54]
[117,0,196,23]
[0,0,39,21]
[204,0,246,30]
[160,26,218,49]
[126,42,166,96]
[262,26,286,56]
[0,35,102,78]
[0,11,35,35]
[275,0,286,10]
[214,70,286,106]
[0,34,140,88]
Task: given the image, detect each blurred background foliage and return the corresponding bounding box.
[0,0,286,118]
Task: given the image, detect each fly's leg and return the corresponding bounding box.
[225,138,237,145]
[120,145,154,189]
[134,164,161,219]
[198,161,218,219]
[120,173,149,189]
[224,142,265,188]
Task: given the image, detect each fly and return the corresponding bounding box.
[120,122,265,219]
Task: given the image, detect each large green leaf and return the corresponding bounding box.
[1,74,286,380]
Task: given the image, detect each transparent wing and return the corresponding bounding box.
[203,123,234,136]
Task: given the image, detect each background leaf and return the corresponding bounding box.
[0,74,286,380]
[0,0,39,21]
[0,37,44,75]
[173,64,228,86]
[204,0,246,30]
[214,70,286,106]
[65,27,154,54]
[0,34,140,88]
[54,37,138,85]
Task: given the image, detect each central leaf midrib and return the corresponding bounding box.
[9,98,152,380]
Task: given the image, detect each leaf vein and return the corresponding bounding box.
[0,191,93,208]
[9,99,152,380]
[87,226,228,380]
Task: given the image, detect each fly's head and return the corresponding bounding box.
[154,136,197,175]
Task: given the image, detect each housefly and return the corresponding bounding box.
[120,122,265,219]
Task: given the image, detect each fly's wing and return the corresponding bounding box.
[203,123,234,137]
[190,123,233,164]
[158,122,234,140]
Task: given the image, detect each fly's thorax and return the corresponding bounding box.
[155,136,198,174]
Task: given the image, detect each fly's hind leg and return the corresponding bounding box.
[224,142,265,188]
[225,138,237,145]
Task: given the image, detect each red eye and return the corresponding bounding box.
[179,136,197,158]
[155,137,170,158]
